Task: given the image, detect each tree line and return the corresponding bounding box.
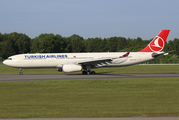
[0,32,179,63]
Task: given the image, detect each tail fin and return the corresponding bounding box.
[138,30,170,52]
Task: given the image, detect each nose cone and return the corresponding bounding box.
[3,60,7,65]
[3,60,14,67]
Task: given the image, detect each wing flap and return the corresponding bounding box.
[77,57,113,65]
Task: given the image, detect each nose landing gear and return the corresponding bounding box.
[19,68,23,75]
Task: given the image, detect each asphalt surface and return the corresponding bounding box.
[0,117,178,120]
[1,73,179,82]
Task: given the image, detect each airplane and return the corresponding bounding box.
[3,30,171,75]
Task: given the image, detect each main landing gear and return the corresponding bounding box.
[82,65,96,75]
[19,68,23,75]
[82,70,96,75]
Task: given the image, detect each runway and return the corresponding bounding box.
[0,117,178,120]
[1,73,179,82]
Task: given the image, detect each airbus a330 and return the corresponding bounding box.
[3,30,171,75]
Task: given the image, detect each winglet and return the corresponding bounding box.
[138,30,170,52]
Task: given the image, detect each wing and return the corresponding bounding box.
[72,52,130,66]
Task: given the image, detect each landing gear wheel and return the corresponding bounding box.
[82,71,87,74]
[19,72,23,75]
[91,71,96,74]
[87,71,90,75]
[82,68,96,75]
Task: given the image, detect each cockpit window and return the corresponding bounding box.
[7,58,12,60]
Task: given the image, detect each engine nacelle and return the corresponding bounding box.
[62,64,82,72]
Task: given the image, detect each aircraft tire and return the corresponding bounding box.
[19,72,23,75]
[82,71,87,74]
[91,71,96,74]
[87,71,90,75]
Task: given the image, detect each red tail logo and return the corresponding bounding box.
[149,36,164,52]
[138,30,170,52]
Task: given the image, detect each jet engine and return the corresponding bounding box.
[62,64,82,72]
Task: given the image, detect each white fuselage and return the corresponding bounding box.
[3,52,154,69]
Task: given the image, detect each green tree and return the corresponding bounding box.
[101,38,109,52]
[117,37,127,51]
[15,33,31,53]
[108,37,118,52]
[69,34,84,52]
[172,38,179,54]
[31,34,69,53]
[30,37,39,53]
[85,38,93,52]
[0,33,3,58]
[1,34,16,58]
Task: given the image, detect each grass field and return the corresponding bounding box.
[0,64,179,118]
[0,78,179,118]
[0,64,179,74]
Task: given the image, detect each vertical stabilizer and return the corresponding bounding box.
[138,30,170,52]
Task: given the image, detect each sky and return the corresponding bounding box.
[0,0,179,41]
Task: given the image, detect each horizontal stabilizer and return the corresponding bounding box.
[152,50,175,58]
